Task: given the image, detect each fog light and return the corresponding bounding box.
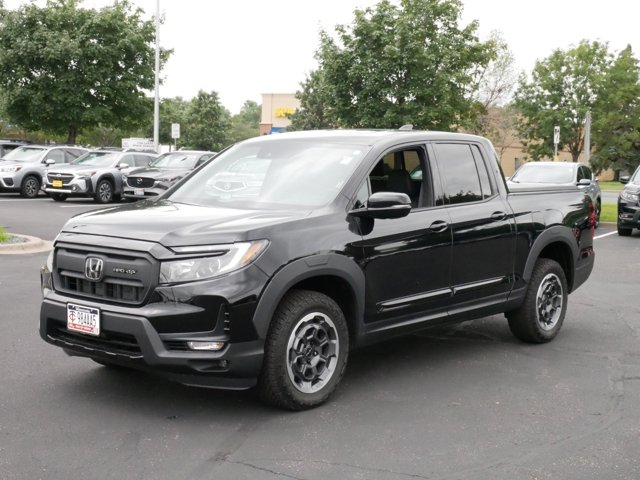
[187,341,225,351]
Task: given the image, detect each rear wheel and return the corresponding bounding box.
[258,290,349,410]
[94,179,114,203]
[51,193,67,202]
[507,258,568,343]
[617,224,632,236]
[20,175,40,198]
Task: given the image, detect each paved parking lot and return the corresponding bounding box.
[1,194,639,479]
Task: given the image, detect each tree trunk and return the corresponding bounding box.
[66,125,78,145]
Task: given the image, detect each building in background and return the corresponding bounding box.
[260,93,300,135]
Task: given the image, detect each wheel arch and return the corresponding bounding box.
[252,254,365,345]
[522,226,578,293]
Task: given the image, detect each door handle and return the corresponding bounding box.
[429,220,449,233]
[490,211,507,221]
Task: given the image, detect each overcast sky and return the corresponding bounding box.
[5,0,639,113]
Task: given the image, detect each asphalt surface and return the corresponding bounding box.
[1,194,639,480]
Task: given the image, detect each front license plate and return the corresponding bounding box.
[52,180,63,188]
[67,303,100,336]
[134,188,145,196]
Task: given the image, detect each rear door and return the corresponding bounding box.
[430,142,516,312]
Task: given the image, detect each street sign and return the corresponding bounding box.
[122,138,154,151]
[171,123,180,139]
[553,126,560,145]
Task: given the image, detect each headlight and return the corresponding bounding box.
[159,240,268,284]
[620,190,639,203]
[0,165,22,173]
[158,176,179,183]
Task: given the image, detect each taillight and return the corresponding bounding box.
[589,201,596,232]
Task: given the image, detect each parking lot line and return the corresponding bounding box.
[594,231,617,240]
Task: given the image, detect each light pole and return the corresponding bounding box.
[153,0,160,153]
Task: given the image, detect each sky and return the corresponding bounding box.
[4,0,640,113]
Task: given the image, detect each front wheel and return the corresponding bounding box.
[258,290,349,410]
[618,224,632,236]
[94,179,114,203]
[20,175,41,198]
[507,258,568,343]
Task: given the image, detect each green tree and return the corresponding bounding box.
[182,90,230,152]
[513,41,612,161]
[288,69,338,131]
[292,0,493,131]
[0,0,168,144]
[140,96,189,146]
[228,100,261,143]
[591,46,640,175]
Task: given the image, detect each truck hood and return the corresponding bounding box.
[48,164,111,175]
[60,199,311,247]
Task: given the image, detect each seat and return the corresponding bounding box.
[386,169,415,205]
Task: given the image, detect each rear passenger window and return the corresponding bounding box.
[471,145,493,199]
[433,143,483,204]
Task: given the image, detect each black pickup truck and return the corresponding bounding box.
[40,130,595,410]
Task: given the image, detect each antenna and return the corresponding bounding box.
[399,124,413,131]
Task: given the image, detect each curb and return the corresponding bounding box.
[0,234,53,255]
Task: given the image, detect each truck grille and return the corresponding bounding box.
[53,246,157,306]
[47,173,74,185]
[127,176,155,188]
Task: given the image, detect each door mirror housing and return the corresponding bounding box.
[577,178,591,186]
[118,163,129,170]
[620,175,630,184]
[44,159,56,166]
[349,192,412,219]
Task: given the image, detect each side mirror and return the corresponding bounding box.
[620,175,630,184]
[577,179,591,186]
[118,163,129,169]
[44,159,55,166]
[348,192,412,219]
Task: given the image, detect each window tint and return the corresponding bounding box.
[134,155,152,167]
[119,154,136,167]
[471,145,493,198]
[46,149,65,164]
[367,147,428,208]
[434,143,482,204]
[66,149,84,160]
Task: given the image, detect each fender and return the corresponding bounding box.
[252,253,366,341]
[94,174,117,194]
[521,225,578,288]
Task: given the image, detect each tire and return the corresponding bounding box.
[51,193,67,202]
[617,224,632,236]
[113,193,122,203]
[20,175,40,198]
[507,258,568,343]
[94,179,114,203]
[258,290,349,410]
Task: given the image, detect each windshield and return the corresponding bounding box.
[630,167,640,185]
[168,139,369,209]
[511,163,575,184]
[2,146,46,162]
[71,152,118,167]
[150,152,202,169]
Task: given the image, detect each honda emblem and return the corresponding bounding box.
[84,257,104,281]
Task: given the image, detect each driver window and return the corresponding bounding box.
[367,148,429,208]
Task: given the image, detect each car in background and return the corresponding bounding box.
[122,150,215,200]
[0,145,88,198]
[507,161,602,224]
[204,156,271,201]
[42,149,157,203]
[0,139,30,158]
[617,167,640,236]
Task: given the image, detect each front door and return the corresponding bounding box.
[353,144,453,327]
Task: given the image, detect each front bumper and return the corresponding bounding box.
[122,183,170,200]
[0,174,18,190]
[43,176,92,196]
[617,200,640,229]
[40,266,269,390]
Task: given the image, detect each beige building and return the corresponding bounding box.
[260,93,300,135]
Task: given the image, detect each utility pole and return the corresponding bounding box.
[153,0,160,153]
